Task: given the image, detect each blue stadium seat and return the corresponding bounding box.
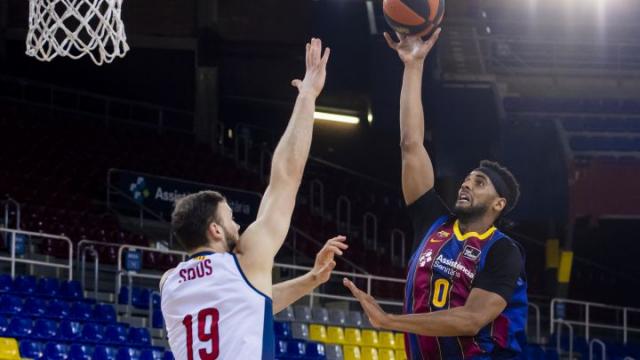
[286,340,308,358]
[60,280,83,300]
[44,342,69,360]
[57,320,82,341]
[69,301,93,321]
[32,318,59,340]
[47,299,71,319]
[151,293,161,311]
[93,345,119,360]
[118,286,131,305]
[13,275,37,295]
[0,274,12,293]
[23,297,48,317]
[117,347,141,360]
[81,322,105,344]
[152,310,164,329]
[0,294,23,315]
[128,327,151,346]
[140,349,165,360]
[276,339,290,359]
[19,340,45,359]
[93,303,117,323]
[274,321,292,339]
[305,341,327,360]
[69,343,93,360]
[37,277,60,298]
[164,351,175,360]
[0,315,7,336]
[7,317,33,338]
[104,323,129,345]
[133,288,151,309]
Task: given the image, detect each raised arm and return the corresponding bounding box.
[239,39,330,272]
[384,29,441,205]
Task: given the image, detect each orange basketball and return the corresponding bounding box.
[383,0,445,37]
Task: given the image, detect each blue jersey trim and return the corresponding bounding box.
[231,253,272,300]
[262,299,275,360]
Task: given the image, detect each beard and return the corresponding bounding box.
[453,202,490,223]
[223,226,240,252]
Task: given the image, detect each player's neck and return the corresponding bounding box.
[189,244,225,256]
[457,216,494,235]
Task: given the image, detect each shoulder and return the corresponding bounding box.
[159,268,176,293]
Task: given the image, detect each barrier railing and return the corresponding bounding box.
[589,338,606,360]
[551,298,640,344]
[336,196,351,235]
[362,212,378,250]
[390,229,406,267]
[528,302,542,344]
[0,228,73,280]
[2,197,21,230]
[80,246,99,300]
[556,320,574,360]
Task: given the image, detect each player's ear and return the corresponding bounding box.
[208,222,222,239]
[493,197,506,213]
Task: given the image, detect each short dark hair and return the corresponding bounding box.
[477,160,520,214]
[171,190,226,251]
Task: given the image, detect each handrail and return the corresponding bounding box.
[551,298,640,344]
[528,302,542,344]
[81,246,99,300]
[336,196,352,235]
[0,228,73,280]
[362,212,378,250]
[390,229,406,267]
[556,320,574,360]
[2,197,21,229]
[589,338,606,360]
[310,179,325,217]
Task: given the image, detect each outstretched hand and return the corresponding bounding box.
[291,38,331,98]
[383,28,441,65]
[310,236,348,285]
[343,277,390,329]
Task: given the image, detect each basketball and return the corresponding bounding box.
[383,0,445,37]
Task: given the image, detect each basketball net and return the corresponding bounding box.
[26,0,130,66]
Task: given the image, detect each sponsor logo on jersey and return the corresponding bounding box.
[437,230,450,238]
[433,254,475,279]
[419,249,434,267]
[429,238,443,243]
[463,246,481,262]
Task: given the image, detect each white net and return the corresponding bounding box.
[26,0,130,66]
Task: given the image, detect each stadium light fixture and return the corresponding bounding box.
[314,111,360,125]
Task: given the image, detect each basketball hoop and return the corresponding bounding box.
[26,0,130,66]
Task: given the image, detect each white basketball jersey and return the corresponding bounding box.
[161,252,274,360]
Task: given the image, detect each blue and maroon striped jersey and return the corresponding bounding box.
[404,215,528,359]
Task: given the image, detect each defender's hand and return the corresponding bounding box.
[310,236,348,285]
[384,28,441,66]
[343,278,390,329]
[291,38,331,98]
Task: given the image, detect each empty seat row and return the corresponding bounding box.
[276,339,326,360]
[0,275,83,300]
[276,306,370,328]
[18,340,172,360]
[0,294,113,322]
[0,317,150,347]
[275,322,405,350]
[118,286,161,310]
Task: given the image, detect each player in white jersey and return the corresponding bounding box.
[160,38,341,360]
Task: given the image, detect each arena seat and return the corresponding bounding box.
[343,345,361,360]
[81,322,105,344]
[275,306,296,322]
[44,342,69,360]
[325,344,344,360]
[327,326,346,345]
[328,309,347,326]
[378,348,396,360]
[310,324,328,343]
[117,347,141,360]
[394,349,407,360]
[291,322,310,340]
[23,297,48,317]
[312,307,330,324]
[345,328,363,346]
[140,348,165,360]
[7,317,33,338]
[13,275,37,295]
[361,347,378,360]
[104,324,129,345]
[0,295,24,316]
[36,277,60,298]
[57,320,82,342]
[0,315,8,336]
[393,333,405,350]
[69,301,93,321]
[60,280,84,300]
[128,327,151,347]
[93,303,117,323]
[69,343,93,360]
[0,274,12,293]
[32,318,58,340]
[294,305,313,322]
[275,321,292,339]
[378,331,395,349]
[151,310,164,329]
[19,339,45,359]
[346,311,363,327]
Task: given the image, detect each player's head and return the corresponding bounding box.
[171,190,241,253]
[453,160,520,224]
